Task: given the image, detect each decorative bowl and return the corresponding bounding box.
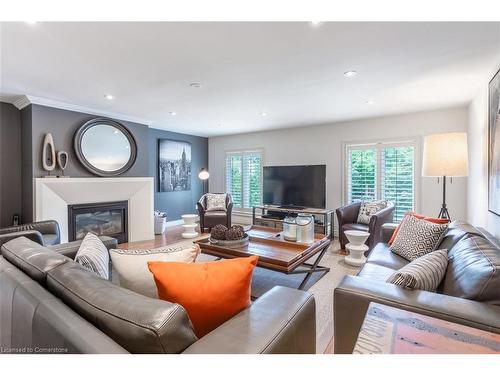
[209,233,249,248]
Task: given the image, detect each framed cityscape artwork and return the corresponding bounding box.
[158,139,192,192]
[489,68,500,216]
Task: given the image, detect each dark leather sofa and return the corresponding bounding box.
[197,193,233,232]
[0,220,61,247]
[333,221,500,354]
[336,201,394,251]
[0,236,316,354]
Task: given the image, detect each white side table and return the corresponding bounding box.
[181,214,199,239]
[344,230,370,266]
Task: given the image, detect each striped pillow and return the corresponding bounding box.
[75,233,110,279]
[386,249,448,291]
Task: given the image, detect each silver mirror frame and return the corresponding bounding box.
[74,118,137,177]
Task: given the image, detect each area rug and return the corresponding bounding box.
[169,237,359,353]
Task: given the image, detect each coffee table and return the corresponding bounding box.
[195,225,331,290]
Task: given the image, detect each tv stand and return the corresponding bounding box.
[277,205,306,210]
[252,205,334,238]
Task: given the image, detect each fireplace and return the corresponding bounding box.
[68,201,128,244]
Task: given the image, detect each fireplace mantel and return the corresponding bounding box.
[34,177,154,243]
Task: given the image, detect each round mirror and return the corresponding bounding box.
[74,118,137,176]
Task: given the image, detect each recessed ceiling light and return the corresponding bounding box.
[104,94,114,100]
[261,112,267,117]
[169,111,177,116]
[190,82,202,88]
[310,21,322,27]
[366,100,375,105]
[343,71,358,78]
[25,21,38,25]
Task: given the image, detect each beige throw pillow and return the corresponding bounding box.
[110,244,200,298]
[206,193,227,211]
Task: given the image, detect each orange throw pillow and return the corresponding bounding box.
[148,255,258,338]
[388,212,449,245]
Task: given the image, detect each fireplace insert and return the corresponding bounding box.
[68,201,128,243]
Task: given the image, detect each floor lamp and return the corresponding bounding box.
[198,168,209,195]
[422,132,468,220]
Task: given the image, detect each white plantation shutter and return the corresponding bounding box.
[345,140,416,222]
[381,145,415,221]
[225,150,262,209]
[347,146,377,202]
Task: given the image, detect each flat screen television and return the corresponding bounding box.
[263,165,326,209]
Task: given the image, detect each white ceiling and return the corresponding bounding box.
[1,22,500,137]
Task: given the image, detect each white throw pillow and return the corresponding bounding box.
[387,249,448,291]
[206,193,227,211]
[390,215,449,261]
[74,232,110,279]
[110,244,200,298]
[356,200,387,224]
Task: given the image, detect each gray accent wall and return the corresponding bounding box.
[0,103,22,227]
[15,103,208,224]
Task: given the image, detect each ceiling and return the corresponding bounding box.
[1,22,499,137]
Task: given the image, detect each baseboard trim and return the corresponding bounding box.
[165,219,184,227]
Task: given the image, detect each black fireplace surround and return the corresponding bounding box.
[68,201,128,243]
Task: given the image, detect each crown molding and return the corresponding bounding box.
[12,95,31,109]
[9,94,153,126]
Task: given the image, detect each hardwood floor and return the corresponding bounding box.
[117,225,208,250]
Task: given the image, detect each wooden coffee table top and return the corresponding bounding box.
[353,303,500,354]
[195,226,330,273]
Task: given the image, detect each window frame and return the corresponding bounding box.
[341,137,421,219]
[224,148,264,211]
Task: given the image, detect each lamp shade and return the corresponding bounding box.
[422,132,468,177]
[198,168,210,180]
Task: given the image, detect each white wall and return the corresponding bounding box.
[467,84,500,238]
[209,107,468,223]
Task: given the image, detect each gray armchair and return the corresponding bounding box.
[197,194,233,233]
[0,220,61,247]
[336,201,394,251]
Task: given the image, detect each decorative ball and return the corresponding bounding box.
[226,225,245,240]
[210,224,228,240]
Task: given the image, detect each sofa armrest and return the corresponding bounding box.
[333,275,500,353]
[0,231,44,247]
[48,236,118,259]
[381,223,398,243]
[183,286,316,354]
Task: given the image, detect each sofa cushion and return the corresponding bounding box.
[442,235,500,306]
[387,249,448,292]
[148,256,258,338]
[342,223,369,232]
[366,243,409,270]
[437,220,484,251]
[204,210,228,218]
[0,237,68,283]
[357,263,396,282]
[110,244,200,298]
[46,261,197,353]
[390,215,448,261]
[74,233,109,279]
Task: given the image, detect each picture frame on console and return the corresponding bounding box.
[489,68,500,216]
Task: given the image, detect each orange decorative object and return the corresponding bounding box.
[148,255,258,338]
[389,212,449,245]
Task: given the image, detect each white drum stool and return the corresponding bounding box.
[344,230,370,266]
[181,214,199,239]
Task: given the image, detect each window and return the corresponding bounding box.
[345,140,416,221]
[225,150,263,209]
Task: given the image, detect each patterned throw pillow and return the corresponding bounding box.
[390,215,449,261]
[110,244,200,298]
[387,249,448,291]
[206,193,227,211]
[356,200,387,224]
[75,232,110,279]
